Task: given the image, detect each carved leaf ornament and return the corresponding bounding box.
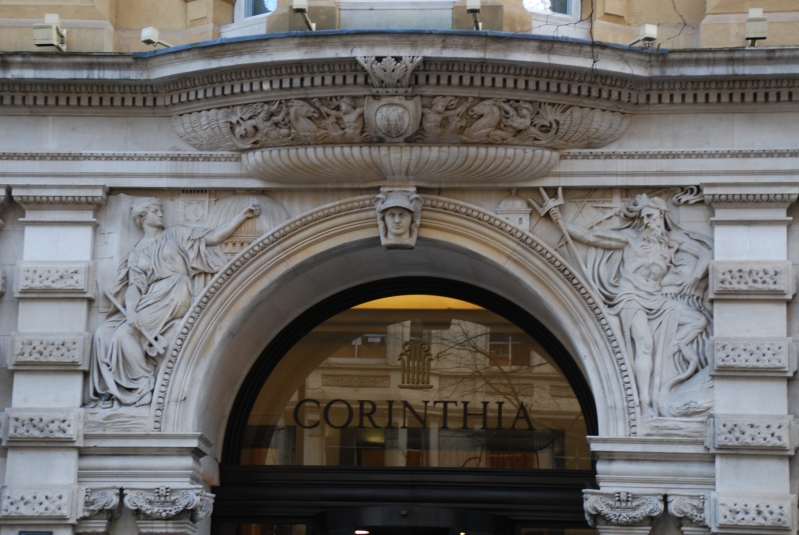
[583,491,665,527]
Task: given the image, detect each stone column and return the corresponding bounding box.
[704,185,799,535]
[0,187,106,535]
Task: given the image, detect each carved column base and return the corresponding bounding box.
[597,526,652,535]
[136,518,198,535]
[75,518,111,535]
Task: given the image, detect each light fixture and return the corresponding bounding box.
[746,8,767,46]
[292,0,316,31]
[141,27,173,48]
[466,0,482,31]
[355,531,370,534]
[629,23,657,48]
[32,14,67,52]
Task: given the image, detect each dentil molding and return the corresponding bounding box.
[706,415,797,455]
[708,261,795,300]
[583,490,665,527]
[7,332,92,371]
[710,337,797,377]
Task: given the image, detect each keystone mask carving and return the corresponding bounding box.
[375,188,422,249]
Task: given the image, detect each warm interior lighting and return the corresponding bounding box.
[355,531,370,534]
[353,295,483,310]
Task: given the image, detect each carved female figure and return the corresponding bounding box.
[89,197,261,408]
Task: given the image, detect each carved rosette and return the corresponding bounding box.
[123,487,214,523]
[584,491,665,527]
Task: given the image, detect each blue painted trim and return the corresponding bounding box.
[132,28,667,58]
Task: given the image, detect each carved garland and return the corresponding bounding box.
[151,196,639,435]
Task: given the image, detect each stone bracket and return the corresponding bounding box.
[706,414,797,455]
[0,486,80,523]
[7,332,92,371]
[15,261,95,299]
[583,490,664,527]
[2,408,85,447]
[667,493,708,528]
[710,493,796,534]
[709,261,795,300]
[710,337,797,377]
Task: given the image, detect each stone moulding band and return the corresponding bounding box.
[0,152,240,162]
[150,195,638,436]
[242,145,559,185]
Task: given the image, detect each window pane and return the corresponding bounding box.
[250,0,276,16]
[240,295,590,469]
[524,0,570,15]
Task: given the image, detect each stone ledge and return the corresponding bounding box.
[15,261,95,299]
[710,493,796,534]
[0,486,80,523]
[708,261,795,300]
[2,408,85,447]
[706,415,797,455]
[7,332,92,371]
[710,337,797,377]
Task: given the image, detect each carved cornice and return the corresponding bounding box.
[561,149,799,160]
[123,487,214,523]
[4,408,84,446]
[7,332,92,371]
[0,152,240,162]
[583,490,664,527]
[242,145,559,185]
[79,488,120,520]
[707,415,797,455]
[710,337,797,378]
[668,494,708,527]
[15,262,95,299]
[711,493,796,533]
[153,195,639,436]
[12,186,108,221]
[709,262,795,301]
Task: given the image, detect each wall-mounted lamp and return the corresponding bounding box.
[292,0,316,31]
[32,14,67,52]
[466,0,482,31]
[629,23,657,47]
[746,8,767,46]
[141,27,173,48]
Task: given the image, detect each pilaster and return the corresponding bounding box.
[1,186,106,535]
[704,184,799,535]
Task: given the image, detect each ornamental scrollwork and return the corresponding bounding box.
[584,490,665,527]
[80,488,120,520]
[668,494,707,527]
[123,487,214,522]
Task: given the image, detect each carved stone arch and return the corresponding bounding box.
[151,195,637,455]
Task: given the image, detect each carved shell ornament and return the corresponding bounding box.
[172,56,630,185]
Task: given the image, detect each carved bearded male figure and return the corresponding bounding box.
[89,197,260,408]
[555,194,712,419]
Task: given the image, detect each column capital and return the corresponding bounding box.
[584,490,664,528]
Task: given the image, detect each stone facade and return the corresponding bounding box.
[1,21,799,535]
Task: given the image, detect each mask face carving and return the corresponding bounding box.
[375,188,423,249]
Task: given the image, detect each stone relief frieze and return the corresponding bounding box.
[173,95,628,153]
[6,410,81,442]
[17,263,91,293]
[8,332,92,370]
[80,488,120,520]
[668,494,708,527]
[87,196,261,409]
[708,415,796,453]
[583,490,665,527]
[375,188,423,249]
[713,495,793,529]
[533,190,713,425]
[0,488,73,519]
[710,262,794,299]
[711,338,796,377]
[123,487,214,522]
